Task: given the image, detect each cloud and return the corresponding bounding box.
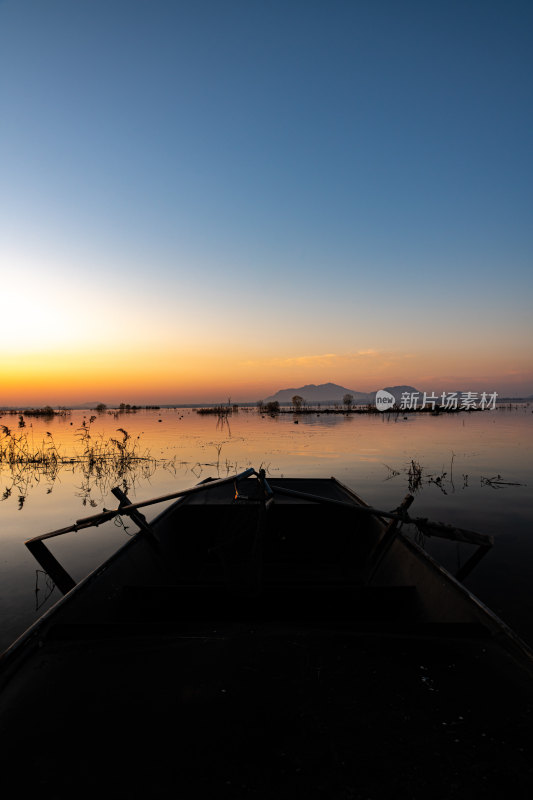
[240,353,342,368]
[239,350,400,368]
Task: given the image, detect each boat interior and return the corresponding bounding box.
[1,472,533,798]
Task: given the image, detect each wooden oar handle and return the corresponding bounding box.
[75,509,118,526]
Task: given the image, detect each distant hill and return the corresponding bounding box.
[264,383,367,405]
[263,383,420,405]
[382,385,421,403]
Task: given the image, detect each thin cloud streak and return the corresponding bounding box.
[239,351,412,369]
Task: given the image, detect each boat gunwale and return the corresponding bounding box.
[0,476,362,678]
[2,474,533,686]
[331,476,533,673]
[0,488,193,678]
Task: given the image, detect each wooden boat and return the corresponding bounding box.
[1,469,533,798]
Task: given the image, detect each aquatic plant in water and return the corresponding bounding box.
[0,419,173,508]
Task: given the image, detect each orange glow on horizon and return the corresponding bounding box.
[1,342,532,406]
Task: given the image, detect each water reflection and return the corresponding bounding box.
[1,405,532,650]
[34,569,56,611]
[1,406,530,511]
[0,416,176,510]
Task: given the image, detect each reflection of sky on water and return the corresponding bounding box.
[0,406,532,650]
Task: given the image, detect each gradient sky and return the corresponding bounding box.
[1,0,532,404]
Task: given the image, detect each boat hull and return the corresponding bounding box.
[1,476,532,798]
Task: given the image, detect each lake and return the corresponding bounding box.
[1,404,532,653]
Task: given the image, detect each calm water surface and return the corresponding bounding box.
[1,405,532,652]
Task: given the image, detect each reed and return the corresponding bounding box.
[0,419,167,508]
[196,405,239,416]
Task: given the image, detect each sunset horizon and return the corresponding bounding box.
[1,1,531,407]
[1,367,531,409]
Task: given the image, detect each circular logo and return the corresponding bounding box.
[375,389,396,411]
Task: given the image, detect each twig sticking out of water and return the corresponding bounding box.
[481,475,524,488]
[383,464,400,481]
[408,460,423,492]
[384,457,463,495]
[35,569,56,611]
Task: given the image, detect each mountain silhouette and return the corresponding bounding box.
[263,383,419,405]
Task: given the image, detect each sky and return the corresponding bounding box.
[1,0,532,404]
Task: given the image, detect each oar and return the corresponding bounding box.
[270,485,493,547]
[25,467,256,545]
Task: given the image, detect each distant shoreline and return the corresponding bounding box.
[2,399,530,414]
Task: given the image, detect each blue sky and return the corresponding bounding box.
[1,0,532,402]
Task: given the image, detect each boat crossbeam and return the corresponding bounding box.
[22,467,494,597]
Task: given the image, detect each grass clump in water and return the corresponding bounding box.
[0,418,168,508]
